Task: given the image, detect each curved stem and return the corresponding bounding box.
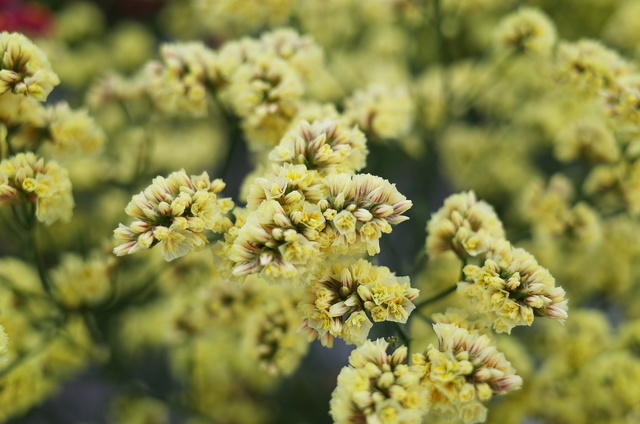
[414,284,457,310]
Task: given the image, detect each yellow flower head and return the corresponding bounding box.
[0,152,73,225]
[299,259,418,347]
[426,191,505,259]
[330,339,428,424]
[269,119,368,175]
[226,200,319,284]
[0,32,60,101]
[458,239,568,333]
[344,83,414,140]
[494,7,557,56]
[413,324,522,424]
[113,170,233,261]
[323,173,412,255]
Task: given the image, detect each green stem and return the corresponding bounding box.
[414,284,457,310]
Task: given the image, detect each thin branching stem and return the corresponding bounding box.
[414,284,458,310]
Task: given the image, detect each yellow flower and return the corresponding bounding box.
[113,170,233,261]
[426,191,505,259]
[344,83,414,140]
[330,339,428,424]
[0,32,60,101]
[51,252,114,309]
[227,200,319,283]
[0,152,73,225]
[269,119,368,174]
[414,324,522,424]
[43,102,106,157]
[299,259,418,347]
[494,7,557,55]
[458,239,568,333]
[141,41,218,117]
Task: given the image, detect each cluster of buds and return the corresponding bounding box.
[228,200,321,282]
[322,173,412,255]
[299,259,419,347]
[246,164,325,211]
[0,31,60,101]
[412,323,523,424]
[426,191,505,259]
[269,119,368,175]
[113,170,233,261]
[458,239,569,334]
[0,152,73,225]
[229,170,411,282]
[140,42,218,117]
[330,339,428,424]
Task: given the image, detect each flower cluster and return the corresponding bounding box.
[555,39,633,94]
[216,32,312,148]
[42,102,106,156]
[426,191,505,259]
[0,152,74,225]
[458,239,568,333]
[242,284,308,375]
[141,41,218,117]
[113,170,233,261]
[50,252,114,309]
[299,259,419,347]
[323,173,412,255]
[223,121,411,284]
[268,119,368,175]
[246,163,325,211]
[227,171,411,283]
[0,31,60,100]
[412,324,523,424]
[227,199,321,282]
[344,83,414,140]
[493,7,556,56]
[330,339,428,424]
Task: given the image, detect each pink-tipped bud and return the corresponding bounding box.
[543,304,568,320]
[493,375,523,394]
[393,200,413,215]
[371,204,394,217]
[353,208,373,222]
